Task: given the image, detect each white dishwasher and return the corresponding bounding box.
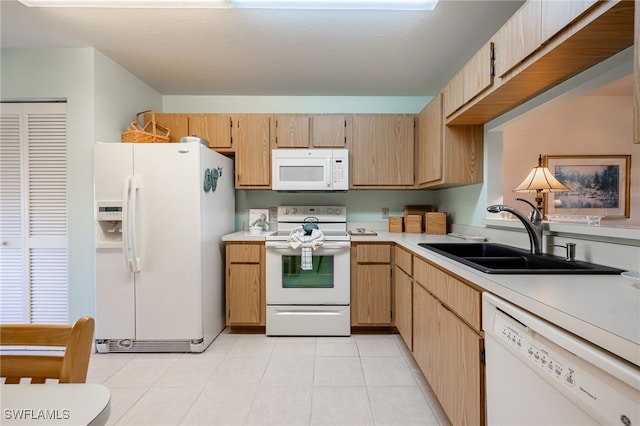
[482,293,640,425]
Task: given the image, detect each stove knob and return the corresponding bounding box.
[291,208,298,214]
[334,208,341,215]
[327,208,333,214]
[283,208,289,215]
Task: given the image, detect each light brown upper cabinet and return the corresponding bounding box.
[493,0,598,79]
[416,94,483,189]
[493,0,541,79]
[271,114,310,148]
[449,0,633,125]
[271,114,349,148]
[310,114,348,148]
[416,94,443,186]
[349,114,414,188]
[233,114,271,188]
[188,114,233,150]
[540,0,598,43]
[444,42,494,118]
[143,113,189,143]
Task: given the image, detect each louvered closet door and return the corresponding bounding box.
[0,103,68,324]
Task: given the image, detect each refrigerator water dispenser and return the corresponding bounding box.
[96,201,123,248]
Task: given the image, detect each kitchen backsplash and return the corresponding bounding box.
[234,189,438,230]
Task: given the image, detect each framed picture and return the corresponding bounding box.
[543,155,631,218]
[249,208,270,231]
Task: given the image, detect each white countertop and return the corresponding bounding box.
[222,230,640,366]
[222,231,272,242]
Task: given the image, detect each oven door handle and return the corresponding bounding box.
[266,243,350,250]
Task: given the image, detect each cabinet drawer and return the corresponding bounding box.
[395,246,413,275]
[414,256,481,331]
[414,256,447,301]
[355,244,391,263]
[227,243,262,263]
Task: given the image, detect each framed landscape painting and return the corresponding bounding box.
[543,155,631,218]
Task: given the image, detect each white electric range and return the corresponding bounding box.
[265,206,351,336]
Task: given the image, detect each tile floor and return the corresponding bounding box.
[87,331,451,426]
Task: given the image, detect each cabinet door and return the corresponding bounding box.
[272,114,310,148]
[493,0,541,78]
[188,114,232,149]
[227,263,262,325]
[416,94,443,186]
[145,113,189,143]
[354,263,392,325]
[444,42,493,118]
[412,282,442,394]
[350,114,414,187]
[443,71,464,118]
[394,265,412,350]
[310,114,348,148]
[440,124,483,187]
[439,304,484,426]
[463,41,494,105]
[541,0,598,43]
[233,115,271,188]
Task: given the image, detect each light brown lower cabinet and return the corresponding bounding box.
[351,243,393,326]
[394,246,413,350]
[225,242,265,326]
[412,256,485,426]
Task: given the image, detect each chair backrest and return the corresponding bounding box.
[0,316,95,384]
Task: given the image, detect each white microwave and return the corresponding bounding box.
[272,149,348,191]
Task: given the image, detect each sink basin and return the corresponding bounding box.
[417,243,623,274]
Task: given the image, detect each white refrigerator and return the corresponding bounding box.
[94,141,234,353]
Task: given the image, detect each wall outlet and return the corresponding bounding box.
[382,207,389,219]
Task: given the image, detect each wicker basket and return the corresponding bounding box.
[121,110,171,143]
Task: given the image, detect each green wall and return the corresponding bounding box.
[1,48,161,321]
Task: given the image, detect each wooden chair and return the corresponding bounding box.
[0,316,95,384]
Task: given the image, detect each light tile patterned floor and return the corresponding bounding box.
[87,332,450,426]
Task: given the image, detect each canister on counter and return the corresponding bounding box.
[405,214,423,233]
[389,216,404,233]
[426,212,447,235]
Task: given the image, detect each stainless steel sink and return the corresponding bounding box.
[417,243,623,274]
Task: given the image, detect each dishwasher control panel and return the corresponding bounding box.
[493,311,639,426]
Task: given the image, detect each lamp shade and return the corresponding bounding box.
[513,155,569,193]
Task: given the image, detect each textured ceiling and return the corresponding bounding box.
[1,0,527,96]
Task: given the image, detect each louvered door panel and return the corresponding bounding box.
[30,248,68,323]
[0,248,26,323]
[0,111,23,238]
[0,103,68,324]
[28,112,67,237]
[26,106,68,323]
[0,106,27,323]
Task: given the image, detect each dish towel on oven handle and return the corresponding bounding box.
[287,227,325,270]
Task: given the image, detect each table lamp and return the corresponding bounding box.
[513,154,569,212]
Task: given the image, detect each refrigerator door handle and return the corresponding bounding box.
[122,176,141,273]
[128,176,141,272]
[122,176,133,272]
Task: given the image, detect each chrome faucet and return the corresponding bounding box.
[487,198,543,254]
